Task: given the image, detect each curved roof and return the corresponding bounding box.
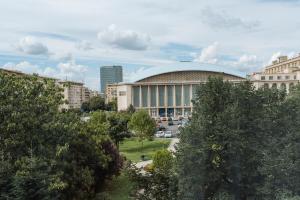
[136,69,244,83]
[128,62,245,83]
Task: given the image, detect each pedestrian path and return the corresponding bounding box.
[134,138,179,168]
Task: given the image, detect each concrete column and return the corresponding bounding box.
[181,84,184,117]
[139,85,142,108]
[147,85,150,108]
[173,85,176,117]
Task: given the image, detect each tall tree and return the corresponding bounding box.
[128,110,156,153]
[107,112,131,149]
[176,77,268,200]
[0,72,123,199]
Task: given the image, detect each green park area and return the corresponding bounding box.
[120,137,171,162]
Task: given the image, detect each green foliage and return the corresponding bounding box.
[87,111,131,148]
[126,160,178,200]
[176,77,286,199]
[0,72,123,200]
[107,112,131,148]
[126,104,136,114]
[120,138,171,162]
[128,110,156,143]
[153,149,174,175]
[106,98,118,111]
[81,96,106,112]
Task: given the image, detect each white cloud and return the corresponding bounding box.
[194,42,219,64]
[234,54,261,72]
[200,7,260,31]
[58,61,87,75]
[237,54,258,65]
[268,51,281,64]
[76,40,93,51]
[15,36,49,55]
[3,61,40,74]
[97,24,151,50]
[1,60,87,83]
[49,52,73,62]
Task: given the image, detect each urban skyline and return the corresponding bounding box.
[1,0,300,90]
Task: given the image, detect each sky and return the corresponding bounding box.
[1,0,300,91]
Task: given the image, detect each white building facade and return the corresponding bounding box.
[249,54,300,92]
[117,70,244,118]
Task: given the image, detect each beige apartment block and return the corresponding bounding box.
[105,83,118,103]
[59,81,87,110]
[249,54,300,92]
[0,68,93,110]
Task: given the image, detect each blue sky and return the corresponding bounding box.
[1,0,300,90]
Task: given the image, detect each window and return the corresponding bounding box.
[285,76,290,80]
[133,86,140,107]
[269,76,273,80]
[277,76,281,80]
[158,86,165,107]
[263,83,269,89]
[167,85,174,107]
[175,85,182,106]
[183,85,190,106]
[141,86,148,107]
[280,83,286,91]
[150,86,157,107]
[261,76,265,80]
[119,91,126,96]
[294,75,297,80]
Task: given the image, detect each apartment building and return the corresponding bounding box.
[105,83,118,103]
[250,54,300,92]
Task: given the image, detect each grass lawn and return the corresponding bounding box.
[104,173,135,200]
[120,137,171,162]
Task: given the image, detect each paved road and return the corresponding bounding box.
[167,138,179,153]
[135,138,179,169]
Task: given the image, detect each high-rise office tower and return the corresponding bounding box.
[100,66,123,93]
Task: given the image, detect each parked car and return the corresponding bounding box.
[164,131,172,138]
[172,117,178,121]
[158,125,166,131]
[168,120,174,126]
[155,131,165,138]
[156,117,161,123]
[161,117,168,121]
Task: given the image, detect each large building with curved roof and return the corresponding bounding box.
[115,66,245,118]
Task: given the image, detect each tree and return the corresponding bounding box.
[0,72,123,199]
[153,150,174,175]
[106,98,118,111]
[128,110,156,154]
[176,78,268,199]
[127,150,178,200]
[107,112,131,149]
[81,96,106,112]
[126,104,136,114]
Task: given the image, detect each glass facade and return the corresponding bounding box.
[133,86,140,107]
[192,84,198,99]
[131,84,194,117]
[141,86,148,107]
[175,85,182,106]
[184,108,191,117]
[100,66,123,93]
[167,85,174,107]
[150,86,157,107]
[176,108,182,116]
[183,85,190,106]
[158,86,165,107]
